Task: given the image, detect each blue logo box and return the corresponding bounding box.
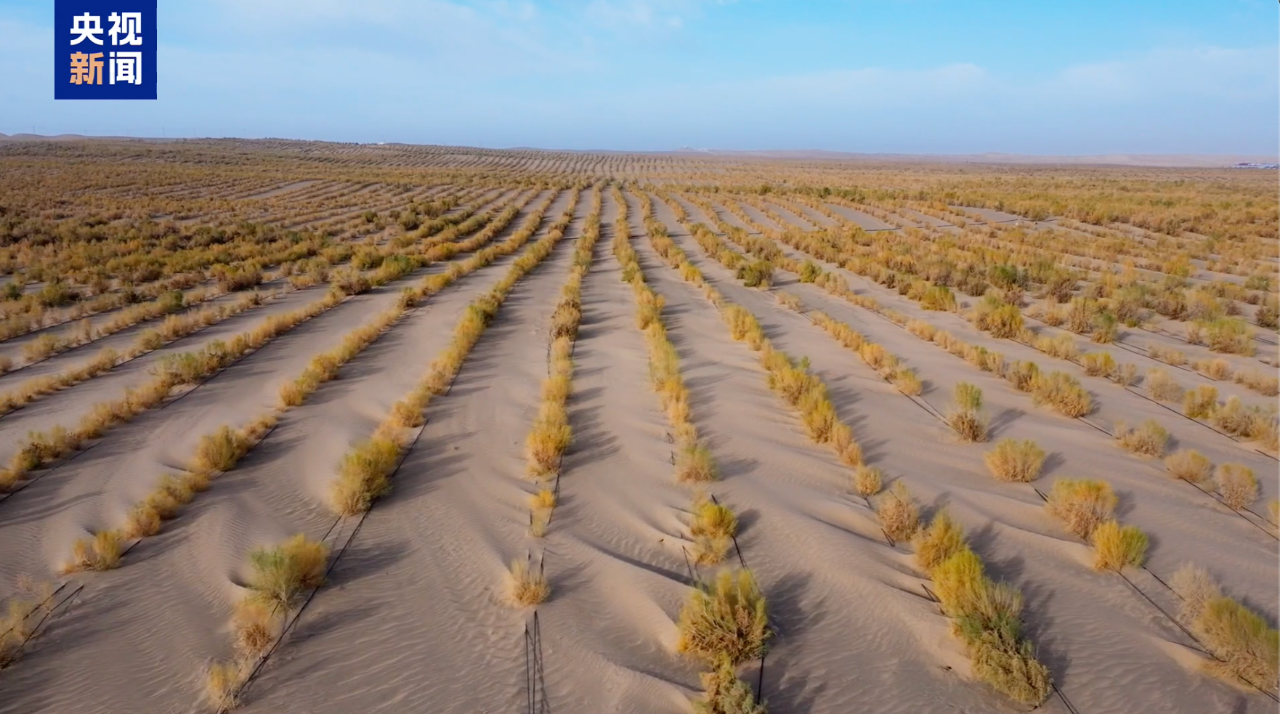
[54,0,157,100]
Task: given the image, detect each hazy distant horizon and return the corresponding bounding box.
[1,132,1275,168]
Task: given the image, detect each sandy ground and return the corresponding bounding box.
[0,183,1273,714]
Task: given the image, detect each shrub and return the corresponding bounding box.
[877,481,920,542]
[1090,520,1148,571]
[852,465,883,498]
[691,496,738,566]
[1111,363,1138,387]
[695,657,766,714]
[891,368,922,396]
[526,408,571,479]
[1114,420,1169,458]
[192,425,251,474]
[1193,358,1233,381]
[676,569,769,666]
[677,442,718,484]
[329,437,400,516]
[65,530,124,572]
[948,408,988,443]
[1210,396,1254,437]
[1183,385,1218,419]
[1037,333,1079,360]
[972,296,1024,338]
[914,510,966,572]
[1146,369,1184,402]
[1197,595,1279,688]
[1030,371,1092,417]
[1170,564,1222,624]
[205,661,244,711]
[1045,479,1116,538]
[529,488,556,511]
[954,382,983,411]
[775,291,801,311]
[948,383,987,442]
[1080,352,1116,378]
[1214,464,1258,511]
[1006,361,1040,392]
[1235,368,1280,397]
[506,557,550,607]
[920,285,957,311]
[247,534,329,611]
[1164,450,1212,484]
[984,439,1046,482]
[232,599,281,658]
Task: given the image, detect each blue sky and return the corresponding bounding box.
[0,0,1276,154]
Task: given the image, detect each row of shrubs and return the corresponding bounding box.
[1048,478,1275,691]
[693,198,1274,705]
[1145,372,1279,449]
[63,417,275,574]
[0,291,269,419]
[1044,479,1149,572]
[0,288,346,491]
[1168,564,1279,691]
[207,533,331,709]
[646,198,864,470]
[617,190,742,570]
[914,509,1053,704]
[816,193,1269,335]
[0,272,207,341]
[740,193,1270,400]
[1164,450,1264,513]
[6,286,210,367]
[698,199,1099,424]
[58,249,474,571]
[525,187,603,535]
[615,190,716,485]
[327,191,572,517]
[637,194,769,711]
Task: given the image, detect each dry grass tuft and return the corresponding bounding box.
[1114,419,1169,458]
[851,465,883,498]
[1080,352,1116,378]
[1183,385,1219,420]
[231,599,281,659]
[1030,371,1092,417]
[246,534,329,611]
[329,437,400,516]
[1170,565,1279,689]
[984,439,1046,482]
[876,481,920,542]
[676,569,769,666]
[891,368,922,396]
[1045,479,1116,538]
[930,548,1051,705]
[690,495,739,566]
[1214,464,1258,511]
[506,557,549,607]
[64,530,123,573]
[696,657,766,714]
[205,661,245,711]
[677,442,719,484]
[1170,564,1222,624]
[914,510,966,572]
[192,425,252,474]
[1164,449,1212,484]
[1146,369,1184,402]
[947,382,987,442]
[1090,520,1148,571]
